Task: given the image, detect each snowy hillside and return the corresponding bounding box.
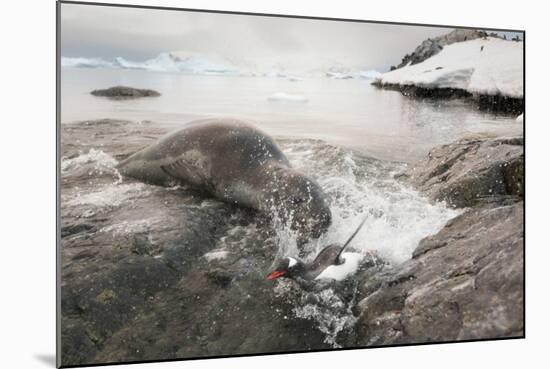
[375,38,523,98]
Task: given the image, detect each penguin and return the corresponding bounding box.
[266,216,368,281]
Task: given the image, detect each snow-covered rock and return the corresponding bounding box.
[375,37,523,98]
[391,29,488,70]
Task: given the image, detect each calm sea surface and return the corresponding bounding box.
[61,67,522,163]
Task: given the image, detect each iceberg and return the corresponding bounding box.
[357,70,382,80]
[61,52,240,75]
[61,57,117,69]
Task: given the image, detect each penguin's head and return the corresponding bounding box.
[266,256,305,280]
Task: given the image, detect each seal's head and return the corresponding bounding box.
[276,170,332,243]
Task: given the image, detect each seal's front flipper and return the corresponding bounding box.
[161,159,214,192]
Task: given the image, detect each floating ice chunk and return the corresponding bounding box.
[315,252,363,281]
[268,92,308,103]
[287,75,302,82]
[326,71,353,79]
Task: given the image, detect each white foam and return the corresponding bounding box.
[99,216,162,235]
[203,249,230,262]
[66,183,149,208]
[61,149,118,174]
[291,288,357,347]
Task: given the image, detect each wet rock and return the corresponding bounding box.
[205,268,235,288]
[354,201,523,346]
[405,135,524,208]
[60,120,333,366]
[354,134,524,346]
[90,86,161,99]
[61,222,95,237]
[60,120,523,365]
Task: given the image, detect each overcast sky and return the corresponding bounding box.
[61,3,465,72]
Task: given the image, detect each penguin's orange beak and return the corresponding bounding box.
[266,270,287,280]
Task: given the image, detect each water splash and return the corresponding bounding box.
[264,139,460,346]
[292,288,358,347]
[278,139,460,265]
[61,148,118,175]
[66,183,150,208]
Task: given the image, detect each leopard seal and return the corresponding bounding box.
[117,118,332,242]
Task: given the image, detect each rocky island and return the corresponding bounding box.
[90,86,161,99]
[372,29,524,113]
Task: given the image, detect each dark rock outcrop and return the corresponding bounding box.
[403,135,524,208]
[90,86,161,99]
[353,135,524,346]
[371,82,524,114]
[354,202,524,346]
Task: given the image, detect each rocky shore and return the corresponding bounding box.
[371,82,524,114]
[353,135,524,345]
[60,120,524,366]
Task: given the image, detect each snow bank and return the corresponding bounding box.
[376,38,523,98]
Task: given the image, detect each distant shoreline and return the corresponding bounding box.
[371,81,524,114]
